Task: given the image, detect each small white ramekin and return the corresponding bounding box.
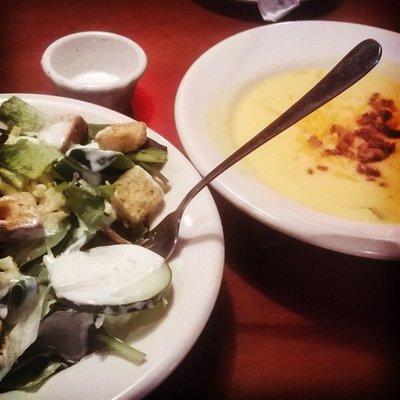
[41,31,147,112]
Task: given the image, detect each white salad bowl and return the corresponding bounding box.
[0,94,224,400]
[175,21,400,260]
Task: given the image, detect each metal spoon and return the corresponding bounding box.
[140,39,382,260]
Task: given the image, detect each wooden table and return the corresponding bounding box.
[1,1,399,398]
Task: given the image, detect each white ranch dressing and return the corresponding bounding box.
[80,148,120,172]
[38,119,71,149]
[66,145,120,172]
[71,71,121,87]
[44,244,171,306]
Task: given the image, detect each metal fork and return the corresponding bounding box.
[140,39,382,260]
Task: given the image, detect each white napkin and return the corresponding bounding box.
[257,0,301,22]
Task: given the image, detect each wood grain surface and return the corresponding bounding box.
[1,1,399,399]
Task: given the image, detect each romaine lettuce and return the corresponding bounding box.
[1,218,71,267]
[53,148,133,185]
[0,97,47,132]
[0,359,64,391]
[127,147,167,163]
[0,140,60,179]
[0,278,46,381]
[65,183,105,231]
[0,167,25,190]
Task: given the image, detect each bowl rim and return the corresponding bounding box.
[41,31,147,93]
[174,20,400,260]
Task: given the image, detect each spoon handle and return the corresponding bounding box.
[178,38,382,213]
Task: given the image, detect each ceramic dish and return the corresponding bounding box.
[41,32,147,112]
[175,21,400,260]
[0,94,224,399]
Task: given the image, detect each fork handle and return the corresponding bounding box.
[177,38,382,215]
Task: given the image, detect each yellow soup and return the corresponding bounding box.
[229,67,400,223]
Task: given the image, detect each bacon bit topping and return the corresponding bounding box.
[316,165,328,171]
[369,93,395,111]
[357,164,380,177]
[357,112,377,126]
[356,142,391,163]
[380,109,392,122]
[321,148,340,157]
[383,126,400,138]
[307,135,323,148]
[307,93,399,181]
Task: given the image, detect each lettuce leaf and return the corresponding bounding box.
[126,138,167,164]
[0,128,8,145]
[1,218,71,267]
[65,183,105,231]
[69,147,133,171]
[0,356,66,392]
[0,167,25,190]
[0,140,61,179]
[10,360,63,390]
[53,148,133,186]
[97,331,146,366]
[127,147,167,163]
[0,279,46,382]
[52,155,101,186]
[0,97,47,132]
[98,184,115,200]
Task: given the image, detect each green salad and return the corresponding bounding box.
[0,96,171,391]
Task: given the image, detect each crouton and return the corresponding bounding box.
[95,122,147,153]
[0,192,44,243]
[111,166,163,225]
[38,114,88,152]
